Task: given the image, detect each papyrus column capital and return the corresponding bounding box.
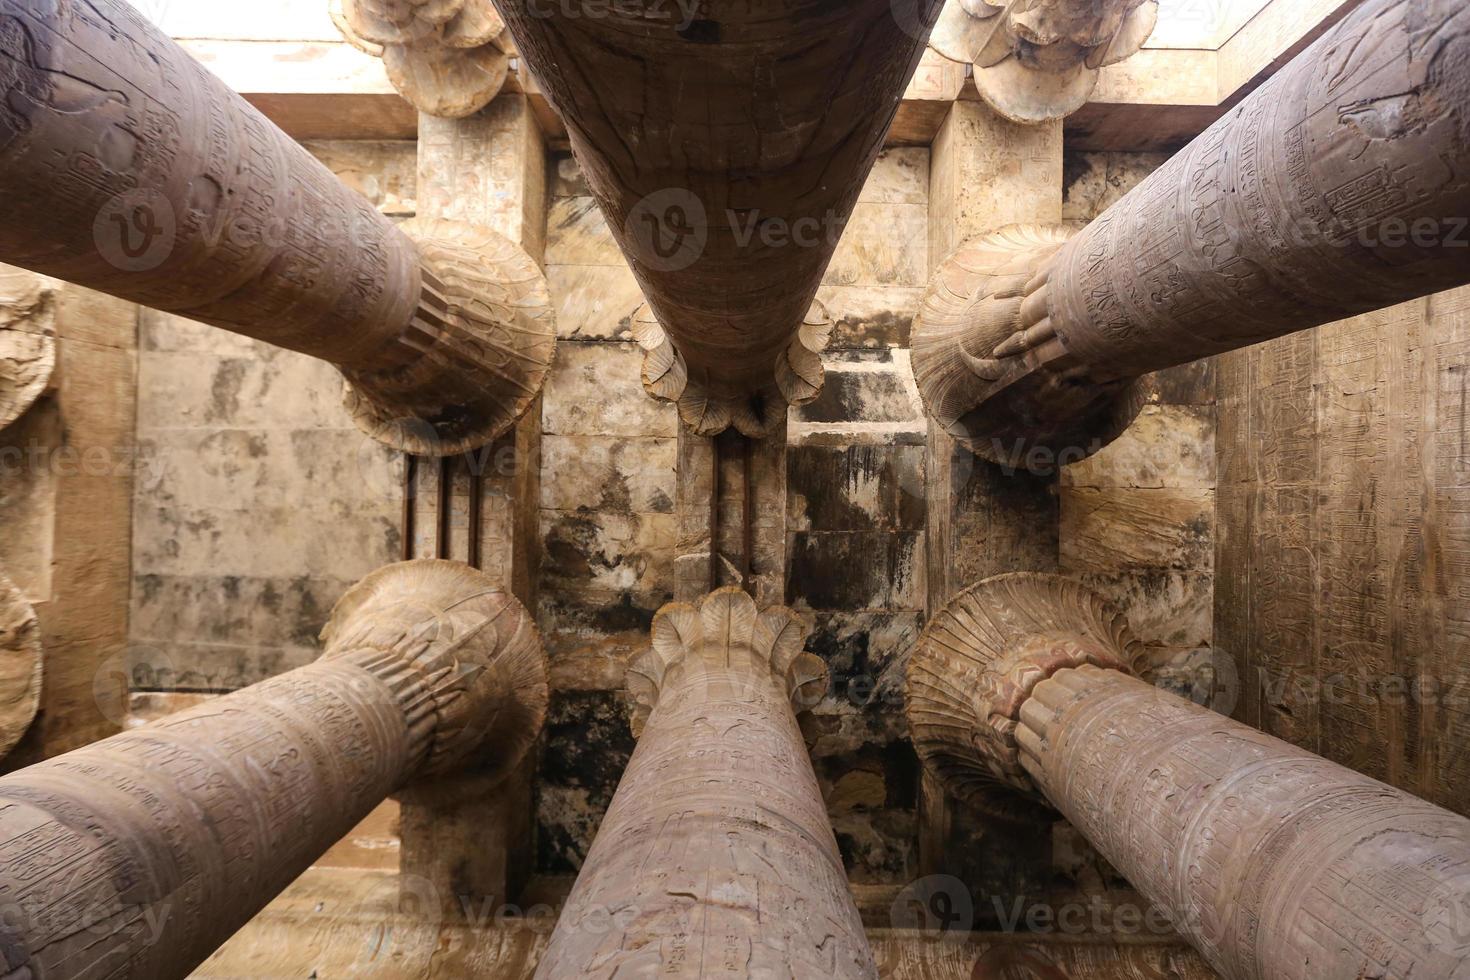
[906,572,1137,818]
[330,0,510,119]
[625,586,829,738]
[929,0,1160,123]
[320,559,548,783]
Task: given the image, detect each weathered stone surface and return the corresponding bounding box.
[541,343,678,439]
[1074,569,1213,652]
[788,445,928,534]
[789,532,927,612]
[539,435,676,516]
[1219,287,1470,812]
[1061,150,1170,223]
[817,744,920,884]
[1060,487,1214,574]
[1061,405,1214,490]
[545,264,645,342]
[535,690,636,873]
[304,139,417,216]
[130,310,401,693]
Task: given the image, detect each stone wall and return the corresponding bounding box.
[1218,286,1470,814]
[0,277,137,766]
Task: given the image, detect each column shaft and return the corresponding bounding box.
[536,589,873,978]
[0,560,546,980]
[0,0,553,455]
[1020,665,1470,980]
[913,0,1470,465]
[0,654,412,980]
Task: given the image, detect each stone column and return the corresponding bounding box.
[907,573,1470,980]
[495,0,942,436]
[536,589,875,979]
[0,0,555,456]
[0,560,547,980]
[913,0,1470,467]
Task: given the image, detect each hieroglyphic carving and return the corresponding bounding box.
[536,588,876,978]
[494,0,943,436]
[907,572,1470,980]
[0,0,552,455]
[915,0,1470,467]
[0,560,547,980]
[330,0,510,119]
[929,0,1159,123]
[0,268,53,434]
[0,570,40,761]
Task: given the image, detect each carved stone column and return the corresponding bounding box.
[0,560,547,980]
[536,589,875,978]
[908,573,1470,980]
[495,0,942,436]
[0,0,554,456]
[914,0,1470,467]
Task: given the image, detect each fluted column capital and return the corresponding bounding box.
[905,573,1138,818]
[321,559,548,783]
[912,224,1151,472]
[625,586,828,738]
[342,217,556,457]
